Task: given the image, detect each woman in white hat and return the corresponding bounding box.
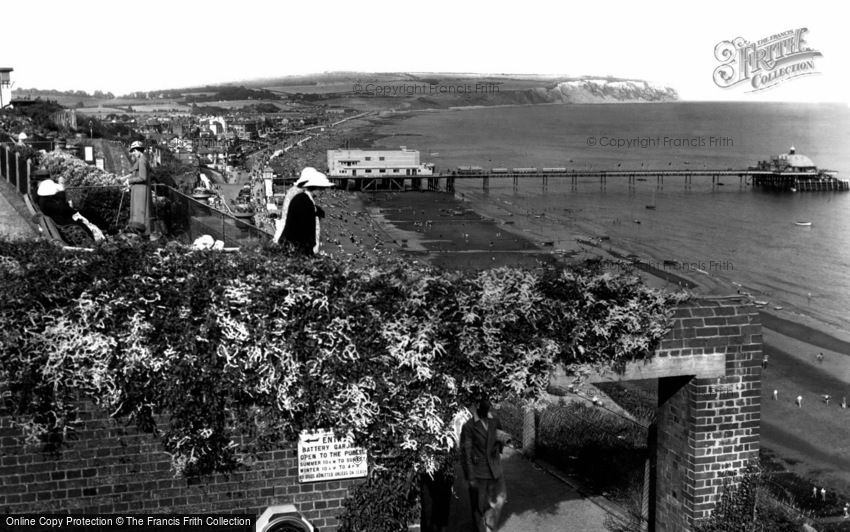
[126,140,153,235]
[273,167,334,255]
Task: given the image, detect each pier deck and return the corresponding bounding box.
[331,168,849,193]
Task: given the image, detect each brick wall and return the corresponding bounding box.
[0,401,360,530]
[653,297,762,530]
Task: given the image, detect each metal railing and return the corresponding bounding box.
[0,144,34,197]
[154,184,272,248]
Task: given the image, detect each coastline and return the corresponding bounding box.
[352,109,849,351]
[316,109,850,498]
[354,186,850,496]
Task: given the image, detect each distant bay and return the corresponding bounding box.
[371,102,850,334]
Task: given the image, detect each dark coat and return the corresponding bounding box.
[128,153,152,233]
[461,416,504,480]
[282,191,325,254]
[38,191,77,226]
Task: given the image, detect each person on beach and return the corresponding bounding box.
[841,396,847,409]
[273,167,334,255]
[125,140,154,236]
[772,389,778,401]
[821,487,827,501]
[796,395,803,408]
[461,396,510,532]
[824,394,831,406]
[762,354,769,369]
[817,352,824,363]
[813,486,818,498]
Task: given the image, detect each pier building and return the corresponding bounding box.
[327,147,435,190]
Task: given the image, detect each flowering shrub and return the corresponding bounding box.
[38,150,123,187]
[0,240,685,522]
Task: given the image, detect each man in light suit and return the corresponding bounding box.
[461,397,510,532]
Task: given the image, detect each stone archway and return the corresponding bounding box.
[545,296,762,531]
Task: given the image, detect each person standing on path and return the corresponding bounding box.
[461,397,510,532]
[273,167,333,255]
[126,140,153,236]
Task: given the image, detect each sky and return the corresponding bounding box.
[3,0,847,103]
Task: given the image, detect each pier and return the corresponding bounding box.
[331,168,850,193]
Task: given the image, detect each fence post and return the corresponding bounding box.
[2,145,7,181]
[14,152,20,192]
[26,158,31,197]
[521,405,536,458]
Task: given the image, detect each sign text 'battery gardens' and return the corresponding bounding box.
[297,429,368,483]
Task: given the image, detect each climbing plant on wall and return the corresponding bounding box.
[0,239,686,524]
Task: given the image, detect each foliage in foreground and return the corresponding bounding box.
[694,462,805,532]
[0,240,685,523]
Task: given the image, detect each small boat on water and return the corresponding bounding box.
[645,205,656,210]
[774,306,784,310]
[633,219,641,224]
[795,221,812,226]
[754,300,768,306]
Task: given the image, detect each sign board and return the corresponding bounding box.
[83,146,94,162]
[297,429,367,483]
[95,158,104,171]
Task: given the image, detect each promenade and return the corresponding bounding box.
[0,180,38,240]
[447,447,619,532]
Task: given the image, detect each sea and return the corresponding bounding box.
[371,102,850,335]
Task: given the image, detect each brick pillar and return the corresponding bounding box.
[652,299,762,531]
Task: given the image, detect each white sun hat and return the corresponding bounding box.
[295,167,334,188]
